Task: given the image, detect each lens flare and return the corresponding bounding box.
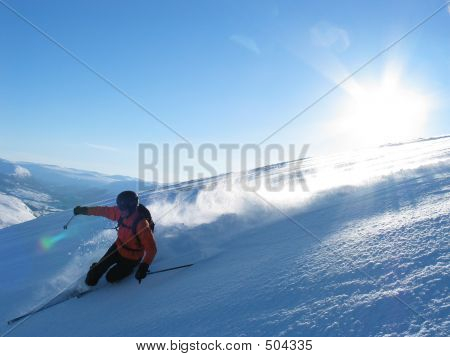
[39,231,69,251]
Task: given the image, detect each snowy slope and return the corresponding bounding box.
[0,193,35,229]
[0,136,449,336]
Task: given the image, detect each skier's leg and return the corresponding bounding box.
[105,257,140,283]
[85,244,120,286]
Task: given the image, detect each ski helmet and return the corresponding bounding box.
[116,191,139,212]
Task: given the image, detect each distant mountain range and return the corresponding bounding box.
[0,158,156,229]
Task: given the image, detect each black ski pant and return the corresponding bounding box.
[85,243,140,286]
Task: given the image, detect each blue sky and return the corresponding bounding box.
[1,0,449,180]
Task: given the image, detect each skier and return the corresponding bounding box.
[73,191,157,286]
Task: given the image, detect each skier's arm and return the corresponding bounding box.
[87,206,121,221]
[137,219,157,265]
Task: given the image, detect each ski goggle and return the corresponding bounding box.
[117,202,131,211]
[117,199,138,211]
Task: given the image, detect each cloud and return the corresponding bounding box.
[294,24,356,94]
[310,21,350,52]
[86,143,119,152]
[229,35,261,54]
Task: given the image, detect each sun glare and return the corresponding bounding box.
[331,65,433,147]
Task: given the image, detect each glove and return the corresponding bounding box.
[74,206,89,215]
[135,263,149,284]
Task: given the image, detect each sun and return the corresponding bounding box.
[331,64,433,147]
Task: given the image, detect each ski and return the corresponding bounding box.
[7,263,194,325]
[7,286,93,325]
[74,289,95,298]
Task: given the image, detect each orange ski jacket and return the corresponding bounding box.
[87,206,157,265]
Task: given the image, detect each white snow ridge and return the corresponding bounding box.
[0,136,449,336]
[0,193,35,229]
[12,166,31,178]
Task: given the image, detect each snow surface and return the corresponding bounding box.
[0,193,35,229]
[0,136,449,336]
[12,166,31,178]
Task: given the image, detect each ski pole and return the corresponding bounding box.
[137,264,194,284]
[63,215,75,230]
[147,263,194,276]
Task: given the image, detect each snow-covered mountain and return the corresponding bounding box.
[0,158,155,229]
[0,193,35,229]
[0,136,449,336]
